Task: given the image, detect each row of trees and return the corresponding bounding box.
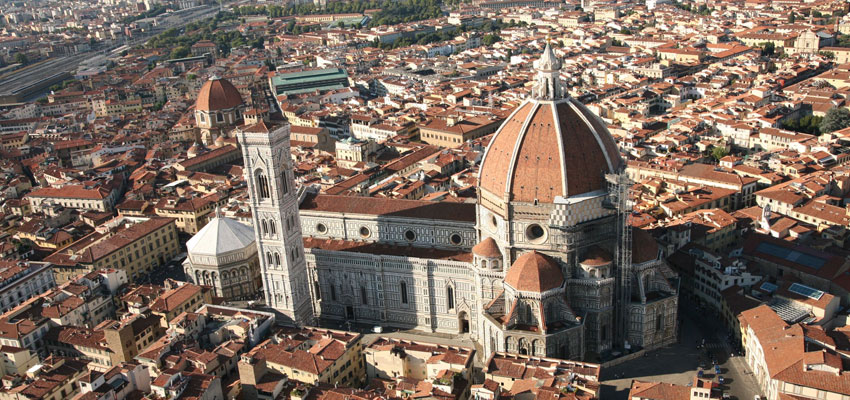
[232,0,443,27]
[146,13,263,58]
[672,1,714,15]
[781,114,823,135]
[123,4,167,24]
[780,108,850,136]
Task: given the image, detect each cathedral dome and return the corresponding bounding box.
[472,237,502,258]
[187,209,256,257]
[632,228,660,264]
[478,44,622,204]
[580,246,612,267]
[504,251,563,292]
[195,76,243,112]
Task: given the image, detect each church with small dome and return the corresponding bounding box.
[194,76,247,146]
[232,44,679,362]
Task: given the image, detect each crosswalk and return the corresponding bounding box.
[702,342,726,351]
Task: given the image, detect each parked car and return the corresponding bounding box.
[718,375,725,384]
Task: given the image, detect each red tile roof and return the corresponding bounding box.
[504,251,563,292]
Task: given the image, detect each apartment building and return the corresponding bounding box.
[0,261,55,314]
[365,338,474,382]
[149,281,214,328]
[419,114,502,148]
[239,327,364,398]
[740,305,850,400]
[45,216,179,283]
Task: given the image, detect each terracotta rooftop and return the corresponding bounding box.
[472,237,502,259]
[479,98,621,204]
[504,251,563,293]
[299,192,475,223]
[195,77,243,112]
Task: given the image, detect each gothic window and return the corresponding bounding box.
[266,252,273,265]
[360,286,368,305]
[269,220,276,235]
[400,281,408,304]
[281,172,289,195]
[524,303,532,323]
[261,220,268,235]
[656,312,663,331]
[314,282,321,300]
[255,170,270,199]
[446,286,454,310]
[274,252,281,267]
[331,285,337,301]
[601,324,608,341]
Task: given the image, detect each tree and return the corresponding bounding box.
[759,41,775,57]
[820,107,850,133]
[711,147,729,161]
[169,46,190,59]
[482,34,501,47]
[13,52,28,65]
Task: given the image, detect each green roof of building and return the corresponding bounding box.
[270,68,349,87]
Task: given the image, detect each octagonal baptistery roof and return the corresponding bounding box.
[187,209,256,257]
[478,44,623,207]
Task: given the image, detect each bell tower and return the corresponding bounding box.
[236,120,313,326]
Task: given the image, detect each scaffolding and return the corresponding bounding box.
[606,171,633,350]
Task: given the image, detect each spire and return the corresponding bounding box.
[532,42,564,101]
[535,42,561,72]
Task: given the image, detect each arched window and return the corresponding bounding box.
[261,220,268,235]
[274,253,281,266]
[400,281,408,304]
[314,282,321,300]
[216,112,223,122]
[255,170,270,199]
[330,285,337,301]
[446,286,455,310]
[266,252,273,265]
[656,312,664,331]
[360,286,368,305]
[269,220,276,235]
[281,172,289,195]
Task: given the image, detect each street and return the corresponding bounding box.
[600,300,762,399]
